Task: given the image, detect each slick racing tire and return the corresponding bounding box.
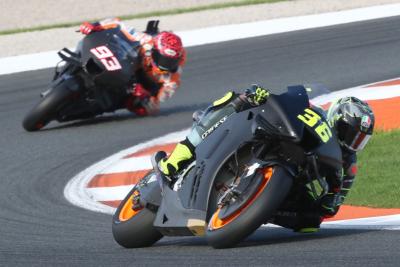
[206,166,293,249]
[112,171,163,248]
[22,83,73,131]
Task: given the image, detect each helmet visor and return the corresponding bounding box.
[348,131,371,151]
[152,49,179,72]
[337,120,371,152]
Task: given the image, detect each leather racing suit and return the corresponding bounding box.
[79,18,186,115]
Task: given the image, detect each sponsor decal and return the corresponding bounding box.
[90,45,122,71]
[361,115,371,128]
[201,115,228,139]
[164,48,177,57]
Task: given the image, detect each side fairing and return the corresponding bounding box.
[81,28,140,88]
[299,106,343,170]
[177,86,311,212]
[177,107,259,211]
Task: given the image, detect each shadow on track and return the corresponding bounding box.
[35,102,209,131]
[152,227,376,248]
[237,227,376,248]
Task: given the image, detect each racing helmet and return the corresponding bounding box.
[151,31,184,72]
[327,96,375,152]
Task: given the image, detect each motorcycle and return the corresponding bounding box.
[112,85,342,248]
[22,21,160,131]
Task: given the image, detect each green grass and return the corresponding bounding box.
[0,0,288,36]
[345,129,400,208]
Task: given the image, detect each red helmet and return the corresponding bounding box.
[152,31,184,72]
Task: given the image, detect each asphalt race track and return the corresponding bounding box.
[1,16,400,266]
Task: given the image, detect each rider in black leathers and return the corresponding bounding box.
[156,85,375,232]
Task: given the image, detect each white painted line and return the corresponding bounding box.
[3,3,400,75]
[87,185,133,202]
[311,84,400,105]
[324,214,400,226]
[262,218,400,230]
[64,128,189,213]
[98,155,152,174]
[179,3,400,47]
[320,224,400,231]
[0,50,60,76]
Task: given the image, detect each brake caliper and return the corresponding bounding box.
[217,186,241,208]
[131,189,142,210]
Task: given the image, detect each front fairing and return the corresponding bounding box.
[252,85,309,142]
[81,28,140,88]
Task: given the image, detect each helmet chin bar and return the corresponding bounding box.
[343,132,371,152]
[151,48,179,72]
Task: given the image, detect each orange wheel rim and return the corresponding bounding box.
[209,167,273,230]
[118,191,143,222]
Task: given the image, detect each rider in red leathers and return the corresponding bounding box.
[79,18,186,116]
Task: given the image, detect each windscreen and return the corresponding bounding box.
[255,85,310,142]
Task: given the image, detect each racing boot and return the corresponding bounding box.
[293,213,323,233]
[295,227,319,233]
[271,211,322,233]
[137,96,159,116]
[157,139,195,186]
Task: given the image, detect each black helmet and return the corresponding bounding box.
[327,96,374,152]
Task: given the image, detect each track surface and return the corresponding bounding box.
[1,16,400,266]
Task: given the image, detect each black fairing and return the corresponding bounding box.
[301,106,342,170]
[154,86,342,231]
[81,28,140,88]
[253,85,309,142]
[158,87,307,212]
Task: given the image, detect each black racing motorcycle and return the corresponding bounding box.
[112,85,342,248]
[22,21,159,131]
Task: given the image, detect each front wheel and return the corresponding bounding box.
[112,171,163,248]
[206,166,293,248]
[22,81,75,131]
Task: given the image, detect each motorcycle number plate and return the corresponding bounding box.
[90,45,122,71]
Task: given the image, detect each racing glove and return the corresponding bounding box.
[79,21,103,35]
[157,83,177,102]
[245,84,270,106]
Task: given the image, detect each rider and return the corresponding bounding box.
[79,18,186,115]
[325,97,375,213]
[155,85,375,232]
[291,96,375,233]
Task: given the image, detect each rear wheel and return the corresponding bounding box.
[22,83,74,131]
[206,166,293,248]
[112,171,163,248]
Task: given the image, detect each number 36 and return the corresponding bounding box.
[297,108,332,143]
